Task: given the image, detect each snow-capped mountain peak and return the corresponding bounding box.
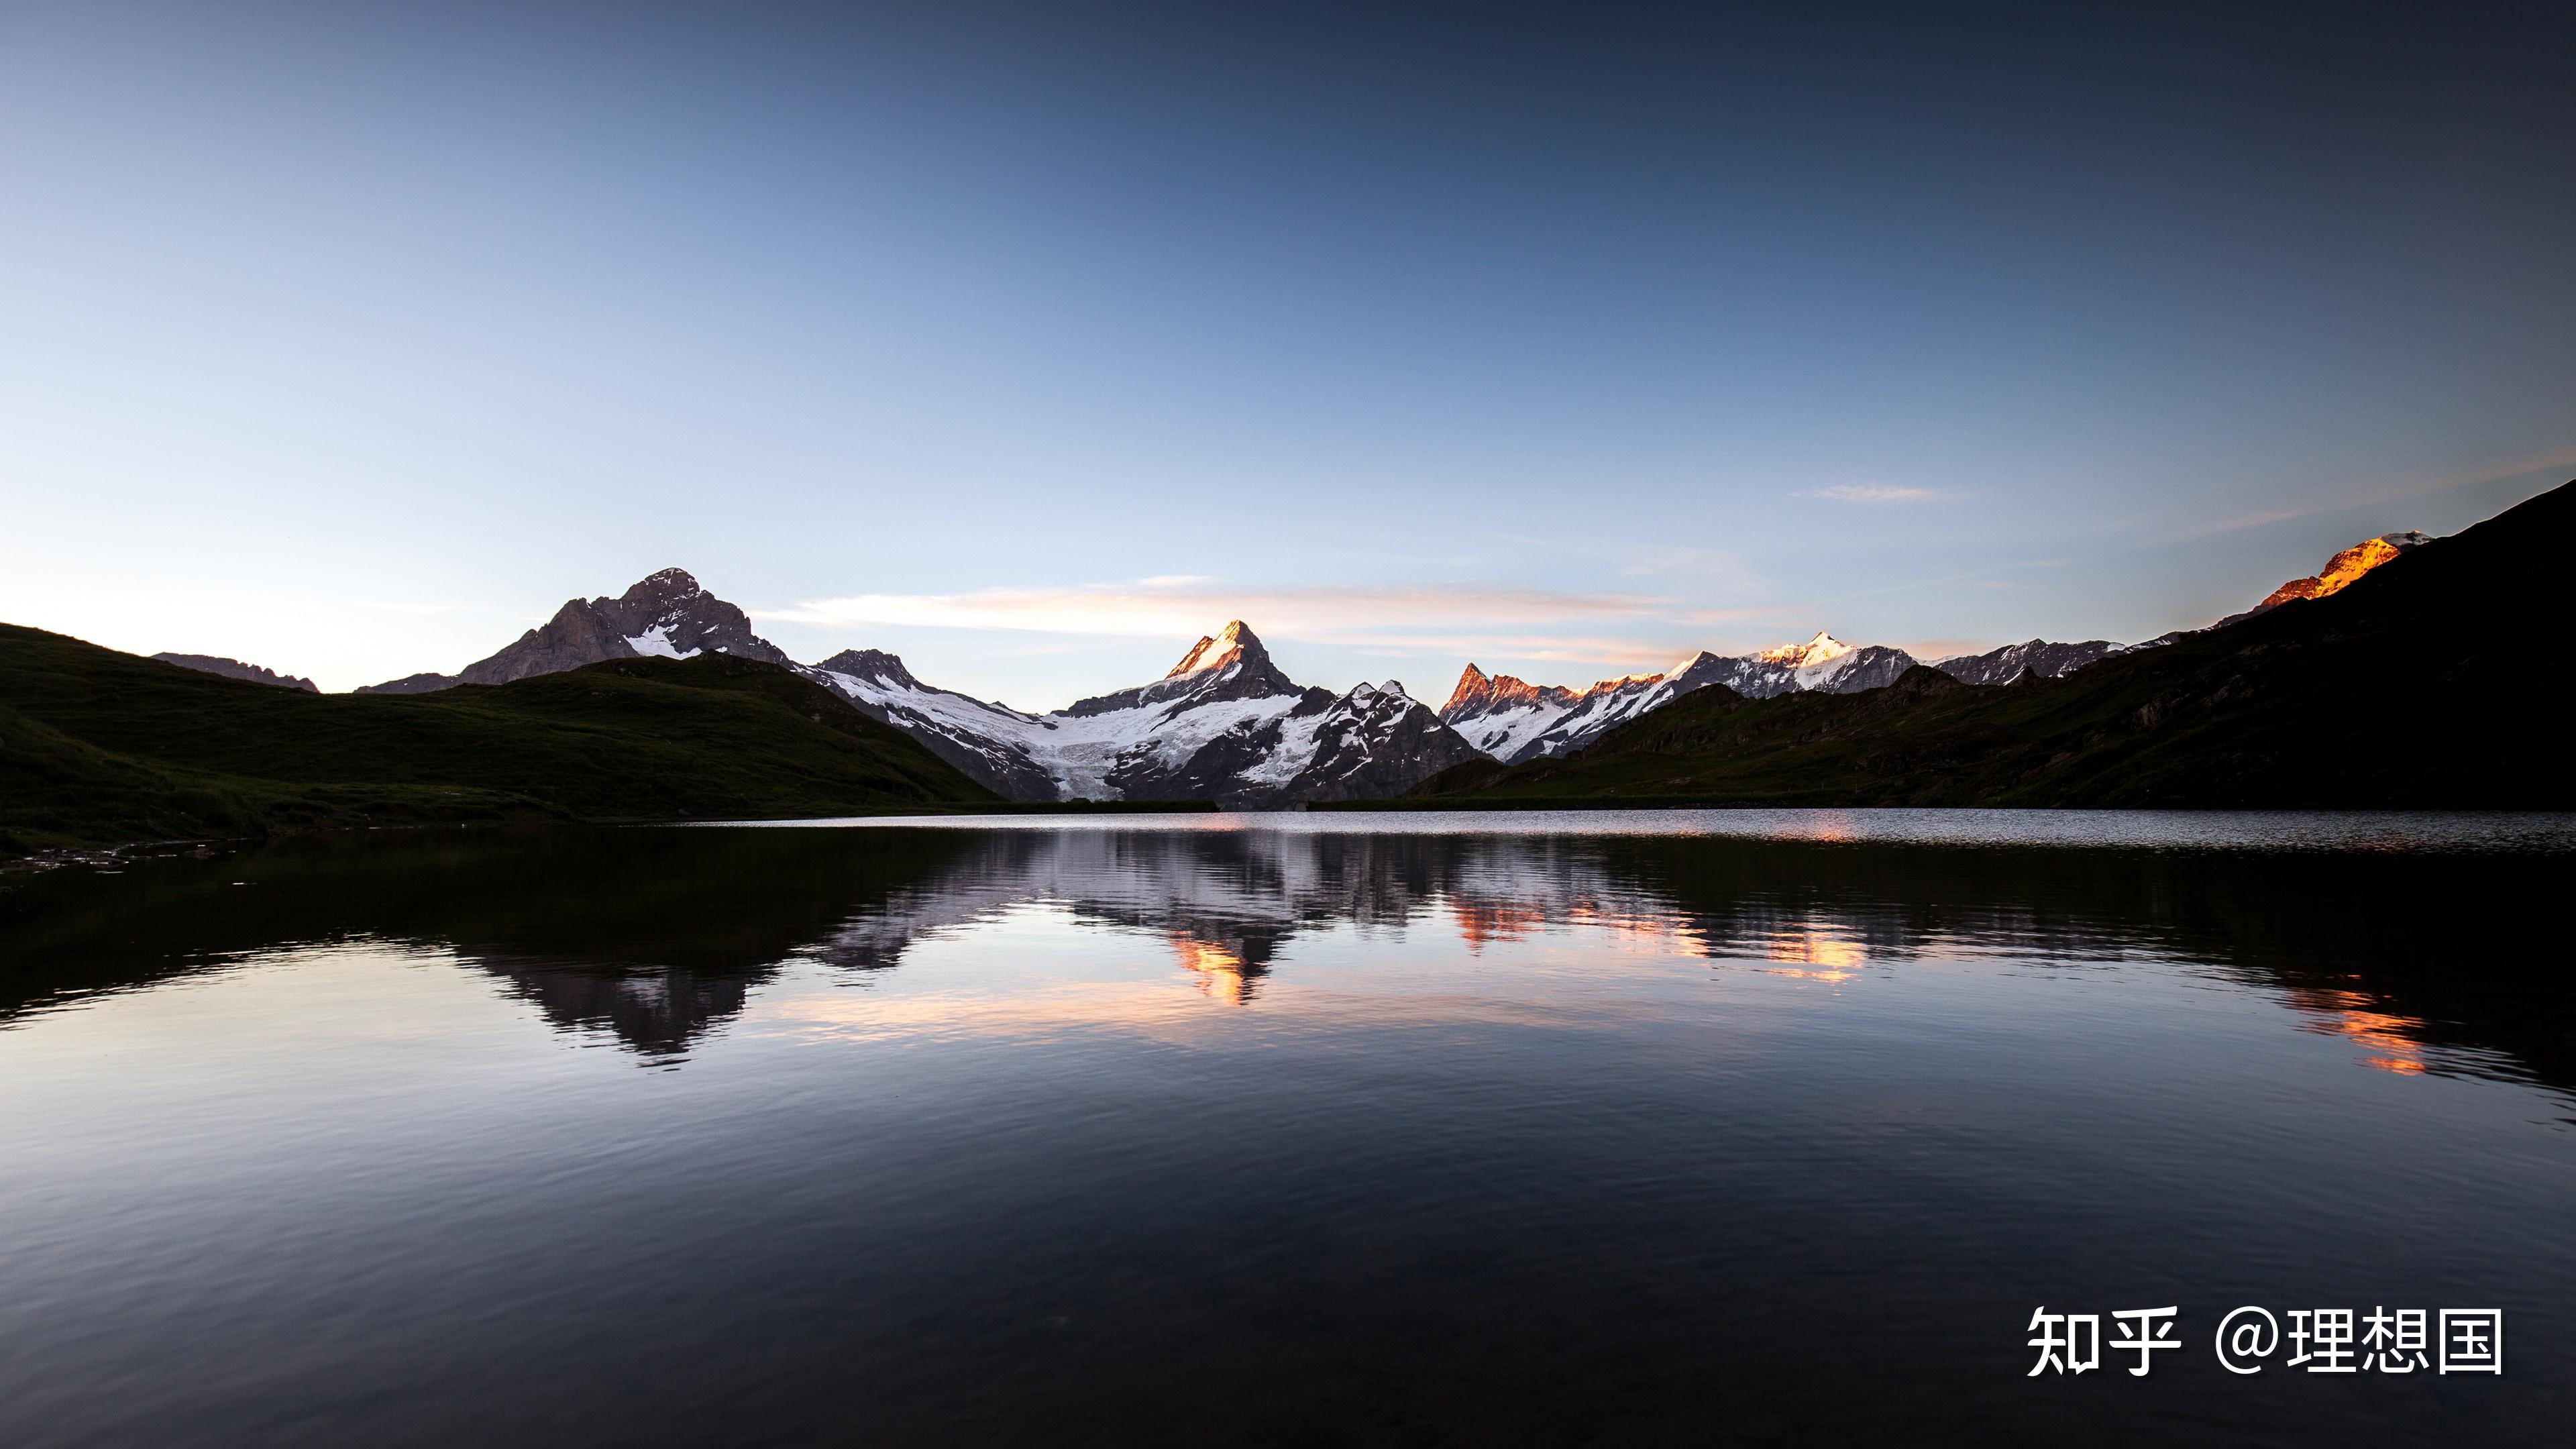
[804,620,1479,806]
[1756,631,1853,667]
[1342,679,1411,710]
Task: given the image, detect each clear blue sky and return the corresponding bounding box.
[4,1,2570,706]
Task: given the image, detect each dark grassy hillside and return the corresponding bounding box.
[1381,479,2576,810]
[1,627,1000,851]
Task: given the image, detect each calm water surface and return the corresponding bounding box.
[1,812,2571,1446]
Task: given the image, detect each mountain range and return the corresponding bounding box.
[329,574,1481,806]
[58,500,2461,826]
[1389,481,2573,810]
[1432,524,2445,761]
[811,623,1481,807]
[1440,633,1925,764]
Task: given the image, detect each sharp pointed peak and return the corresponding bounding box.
[1440,663,1494,706]
[1165,620,1271,678]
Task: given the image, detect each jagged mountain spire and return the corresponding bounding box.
[1166,621,1267,678]
[1438,664,1578,723]
[1441,663,1493,715]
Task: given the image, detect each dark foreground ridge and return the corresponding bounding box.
[1352,479,2576,810]
[0,639,1006,853]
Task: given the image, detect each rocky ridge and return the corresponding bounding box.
[2260,532,2430,610]
[150,653,319,692]
[1931,639,2123,687]
[317,521,2446,793]
[1440,633,1921,765]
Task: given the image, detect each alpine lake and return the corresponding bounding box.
[2,810,2570,1447]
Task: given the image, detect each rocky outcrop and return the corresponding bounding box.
[1932,639,2123,686]
[358,568,791,694]
[1441,665,1577,718]
[150,653,319,692]
[2208,531,2432,630]
[2259,532,2430,610]
[459,568,792,685]
[354,672,460,695]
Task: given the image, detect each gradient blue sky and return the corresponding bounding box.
[4,1,2571,706]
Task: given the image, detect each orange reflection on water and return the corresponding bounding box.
[1443,895,1710,957]
[1172,935,1253,1004]
[1766,928,1866,971]
[1450,900,1549,951]
[2288,987,2429,1075]
[1571,906,1711,956]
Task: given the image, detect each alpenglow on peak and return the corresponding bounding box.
[1165,621,1266,678]
[1756,632,1854,667]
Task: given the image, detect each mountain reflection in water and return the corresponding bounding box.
[3,816,2572,1449]
[5,818,2570,1095]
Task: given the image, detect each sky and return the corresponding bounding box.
[3,1,2571,708]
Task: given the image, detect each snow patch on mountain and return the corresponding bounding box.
[810,622,1479,806]
[624,625,702,660]
[1931,639,2124,686]
[1760,632,1854,667]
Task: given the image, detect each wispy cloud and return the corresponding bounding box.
[755,579,1794,672]
[762,582,1657,637]
[1792,484,1960,504]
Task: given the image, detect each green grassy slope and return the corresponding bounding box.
[1387,479,2576,810]
[1,629,1000,850]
